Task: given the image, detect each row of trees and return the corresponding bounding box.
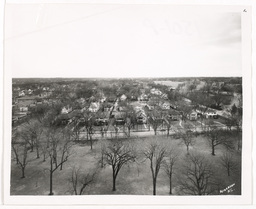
[12,121,240,195]
[97,138,239,195]
[12,124,74,195]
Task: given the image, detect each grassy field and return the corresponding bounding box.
[10,133,241,196]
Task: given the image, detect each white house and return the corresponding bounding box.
[120,94,127,101]
[150,88,162,95]
[18,91,25,97]
[89,102,100,112]
[20,106,28,112]
[205,111,218,119]
[61,106,72,114]
[160,102,170,110]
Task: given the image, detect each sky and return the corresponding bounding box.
[4,4,242,78]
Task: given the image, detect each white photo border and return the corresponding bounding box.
[2,2,253,206]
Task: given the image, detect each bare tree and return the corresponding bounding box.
[146,108,164,135]
[11,139,30,178]
[206,126,234,156]
[179,153,218,195]
[83,112,96,149]
[176,102,193,122]
[125,117,134,137]
[46,127,73,195]
[148,117,163,135]
[70,167,97,195]
[98,140,107,168]
[12,129,19,165]
[123,104,136,137]
[144,141,166,195]
[228,104,242,151]
[163,117,171,137]
[219,151,237,177]
[40,139,48,162]
[20,120,43,158]
[80,110,96,148]
[180,130,195,154]
[211,92,231,110]
[163,150,178,195]
[71,118,82,141]
[102,140,136,191]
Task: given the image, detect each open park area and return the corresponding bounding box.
[11,128,241,196]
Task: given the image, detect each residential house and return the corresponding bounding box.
[17,96,37,107]
[19,106,29,112]
[136,111,147,124]
[205,110,218,119]
[120,94,127,101]
[188,111,198,121]
[107,95,116,103]
[18,91,25,97]
[161,93,168,100]
[130,95,138,101]
[138,94,149,101]
[61,106,72,114]
[150,88,162,96]
[89,102,100,113]
[27,89,33,95]
[160,102,170,110]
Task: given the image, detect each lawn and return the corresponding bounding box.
[10,133,241,196]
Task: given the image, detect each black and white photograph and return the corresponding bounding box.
[10,77,243,196]
[2,2,253,207]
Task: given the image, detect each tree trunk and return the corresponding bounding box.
[227,167,230,176]
[211,144,215,156]
[169,178,172,195]
[30,144,34,152]
[90,135,93,150]
[167,128,170,137]
[36,147,40,159]
[21,167,25,178]
[112,173,116,191]
[101,154,104,168]
[154,129,157,135]
[49,159,54,195]
[43,153,46,162]
[153,178,156,195]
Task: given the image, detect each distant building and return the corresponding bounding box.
[28,89,33,94]
[17,96,37,107]
[189,111,198,121]
[150,88,162,95]
[18,91,25,97]
[120,94,127,101]
[205,110,218,119]
[89,102,100,112]
[138,94,149,101]
[61,106,72,114]
[160,102,170,110]
[19,106,29,112]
